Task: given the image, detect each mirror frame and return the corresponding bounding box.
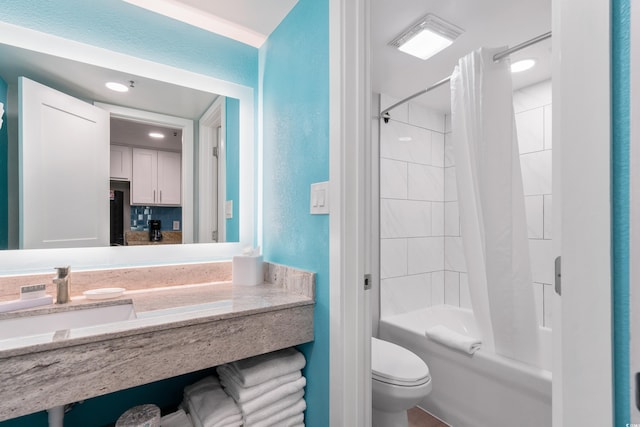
[0,21,257,274]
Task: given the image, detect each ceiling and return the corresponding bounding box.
[0,1,551,125]
[123,0,299,47]
[372,0,552,113]
[136,0,552,113]
[173,0,298,38]
[0,43,218,121]
[111,118,183,152]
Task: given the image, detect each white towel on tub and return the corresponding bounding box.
[425,325,482,355]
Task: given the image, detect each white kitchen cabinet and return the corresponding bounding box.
[131,148,181,205]
[110,145,132,181]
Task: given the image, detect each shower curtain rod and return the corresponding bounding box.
[380,31,552,121]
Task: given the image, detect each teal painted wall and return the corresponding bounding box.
[260,0,330,425]
[612,0,631,424]
[0,1,260,426]
[226,97,240,242]
[0,76,6,249]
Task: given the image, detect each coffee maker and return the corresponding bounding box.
[148,220,162,242]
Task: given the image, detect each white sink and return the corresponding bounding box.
[0,302,136,341]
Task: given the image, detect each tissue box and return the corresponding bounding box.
[232,255,264,286]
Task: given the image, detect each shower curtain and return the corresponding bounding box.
[450,48,540,366]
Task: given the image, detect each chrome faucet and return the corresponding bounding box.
[54,266,71,304]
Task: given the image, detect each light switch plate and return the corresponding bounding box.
[310,181,330,215]
[173,221,180,231]
[225,200,233,219]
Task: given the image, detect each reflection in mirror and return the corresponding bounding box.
[0,42,240,250]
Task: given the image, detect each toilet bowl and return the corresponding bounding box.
[372,337,432,427]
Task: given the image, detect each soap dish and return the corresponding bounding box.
[83,288,126,300]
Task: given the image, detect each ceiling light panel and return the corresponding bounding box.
[390,14,464,61]
[510,59,536,73]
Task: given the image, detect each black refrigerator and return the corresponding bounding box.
[110,190,124,246]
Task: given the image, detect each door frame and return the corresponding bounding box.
[553,0,613,425]
[198,96,226,244]
[95,103,194,243]
[329,0,372,425]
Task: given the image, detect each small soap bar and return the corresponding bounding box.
[232,255,264,286]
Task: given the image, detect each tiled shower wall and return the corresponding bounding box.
[380,79,554,329]
[380,95,446,318]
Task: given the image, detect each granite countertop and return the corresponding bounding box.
[0,262,315,421]
[0,280,313,357]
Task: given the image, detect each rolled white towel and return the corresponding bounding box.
[218,366,301,403]
[244,389,304,425]
[227,348,306,387]
[238,376,306,415]
[250,397,306,427]
[184,376,241,427]
[425,325,482,355]
[161,409,194,427]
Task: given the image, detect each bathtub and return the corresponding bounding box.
[379,305,552,427]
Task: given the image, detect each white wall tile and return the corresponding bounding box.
[544,105,553,149]
[444,167,458,202]
[459,273,471,309]
[408,237,444,274]
[445,114,452,133]
[432,202,445,236]
[533,282,545,327]
[516,108,544,154]
[380,94,409,123]
[520,150,552,196]
[381,238,407,279]
[529,239,555,284]
[408,102,445,132]
[444,133,455,167]
[543,283,554,328]
[408,164,444,201]
[380,158,407,199]
[444,201,460,236]
[381,120,432,165]
[525,195,544,239]
[381,199,432,238]
[512,80,552,113]
[431,132,445,167]
[444,271,460,306]
[380,274,431,318]
[431,271,445,305]
[544,195,553,240]
[444,236,467,272]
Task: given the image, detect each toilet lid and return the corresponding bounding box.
[372,337,430,386]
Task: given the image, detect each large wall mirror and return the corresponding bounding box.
[0,22,256,274]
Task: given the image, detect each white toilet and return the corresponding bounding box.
[371,337,432,427]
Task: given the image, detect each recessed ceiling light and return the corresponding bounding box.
[511,59,536,73]
[390,14,464,61]
[105,82,129,92]
[149,132,165,139]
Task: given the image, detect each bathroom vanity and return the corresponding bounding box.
[0,262,314,421]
